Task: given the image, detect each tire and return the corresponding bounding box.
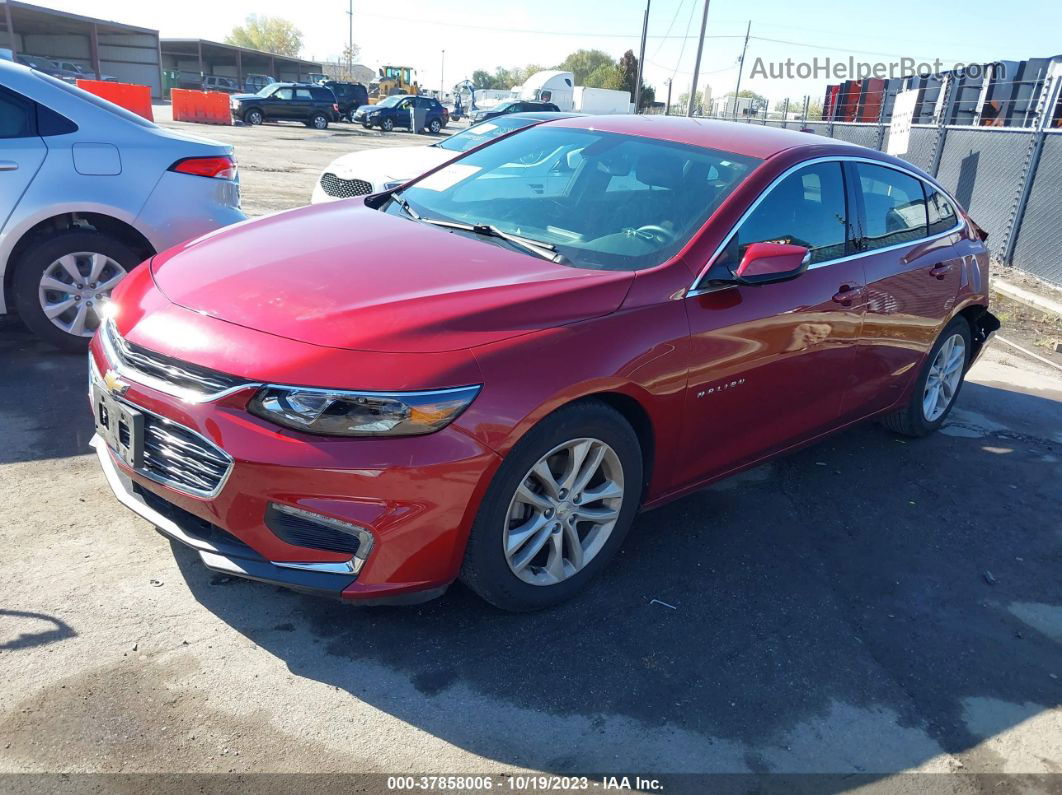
[881,317,972,437]
[309,113,329,130]
[13,230,139,352]
[380,117,394,132]
[428,118,441,134]
[244,109,263,125]
[460,400,644,611]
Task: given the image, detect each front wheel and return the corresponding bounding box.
[380,117,394,132]
[881,317,972,437]
[244,109,263,125]
[461,401,643,611]
[13,230,137,351]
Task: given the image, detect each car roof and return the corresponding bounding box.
[501,111,582,121]
[544,115,867,159]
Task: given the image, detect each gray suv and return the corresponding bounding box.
[0,59,246,349]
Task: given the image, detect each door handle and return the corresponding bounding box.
[0,161,19,172]
[929,262,953,280]
[832,283,864,306]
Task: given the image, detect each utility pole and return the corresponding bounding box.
[634,0,650,112]
[686,0,710,117]
[731,20,751,118]
[664,77,672,115]
[346,0,353,80]
[440,49,445,99]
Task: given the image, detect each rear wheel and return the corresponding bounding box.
[461,401,643,611]
[309,113,329,129]
[14,230,138,351]
[428,118,442,134]
[881,317,972,437]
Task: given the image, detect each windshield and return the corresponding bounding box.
[256,83,281,97]
[437,117,541,153]
[388,127,758,271]
[376,95,404,108]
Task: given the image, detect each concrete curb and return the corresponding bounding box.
[993,279,1062,320]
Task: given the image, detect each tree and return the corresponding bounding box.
[471,70,493,90]
[806,99,824,120]
[556,49,615,85]
[585,63,624,91]
[618,50,639,95]
[225,14,302,56]
[675,92,703,115]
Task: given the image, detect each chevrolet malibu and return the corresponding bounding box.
[90,117,998,611]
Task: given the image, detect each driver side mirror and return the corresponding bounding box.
[733,242,810,285]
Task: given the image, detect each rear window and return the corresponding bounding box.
[310,87,334,101]
[32,70,155,129]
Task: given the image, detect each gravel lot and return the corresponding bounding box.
[1,113,1060,791]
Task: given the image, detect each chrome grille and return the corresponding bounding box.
[320,173,373,198]
[103,320,247,397]
[140,412,232,496]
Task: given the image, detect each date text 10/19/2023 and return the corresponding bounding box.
[386,776,665,791]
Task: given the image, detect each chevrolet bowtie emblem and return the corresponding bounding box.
[103,369,129,396]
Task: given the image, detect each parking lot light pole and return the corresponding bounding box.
[347,0,353,80]
[441,49,445,100]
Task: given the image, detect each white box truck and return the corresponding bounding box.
[520,70,632,114]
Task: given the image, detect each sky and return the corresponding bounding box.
[35,0,1062,105]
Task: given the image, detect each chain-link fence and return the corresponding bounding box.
[689,79,1062,287]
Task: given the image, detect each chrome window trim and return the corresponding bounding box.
[687,155,966,297]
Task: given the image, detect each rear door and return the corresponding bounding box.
[842,161,965,416]
[679,160,868,485]
[293,87,315,120]
[0,88,47,233]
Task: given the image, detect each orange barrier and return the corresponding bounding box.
[170,89,233,126]
[75,79,154,121]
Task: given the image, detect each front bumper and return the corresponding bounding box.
[93,436,369,599]
[88,326,498,604]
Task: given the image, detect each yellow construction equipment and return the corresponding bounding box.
[370,65,419,103]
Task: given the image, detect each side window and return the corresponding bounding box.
[926,188,958,235]
[0,88,35,138]
[855,163,928,249]
[273,87,293,101]
[294,88,313,100]
[720,161,849,269]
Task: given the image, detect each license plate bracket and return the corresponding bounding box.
[92,386,143,469]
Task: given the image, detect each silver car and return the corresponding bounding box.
[0,58,245,349]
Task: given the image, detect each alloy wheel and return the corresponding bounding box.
[37,252,126,337]
[923,333,966,422]
[503,438,625,586]
[313,115,328,129]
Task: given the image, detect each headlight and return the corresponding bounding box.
[248,384,481,437]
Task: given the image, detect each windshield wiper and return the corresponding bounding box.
[391,192,421,221]
[390,194,560,262]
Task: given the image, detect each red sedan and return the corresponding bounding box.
[90,117,998,611]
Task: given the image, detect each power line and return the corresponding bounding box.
[354,10,744,39]
[650,0,688,60]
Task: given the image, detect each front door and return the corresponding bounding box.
[0,88,47,232]
[679,160,868,486]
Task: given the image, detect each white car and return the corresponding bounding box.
[310,112,574,203]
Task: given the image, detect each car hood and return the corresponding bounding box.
[150,201,634,353]
[326,145,452,182]
[230,93,258,102]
